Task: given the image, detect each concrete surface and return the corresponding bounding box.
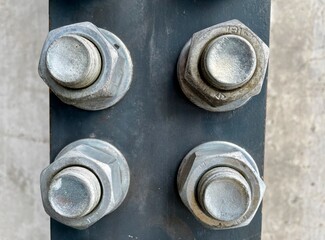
[0,0,324,239]
[263,0,325,239]
[0,0,50,240]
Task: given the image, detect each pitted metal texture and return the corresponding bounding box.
[40,139,130,229]
[38,22,133,111]
[177,19,269,112]
[48,166,102,219]
[177,141,266,229]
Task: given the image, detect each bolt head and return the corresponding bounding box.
[48,166,102,219]
[201,35,257,90]
[46,35,102,89]
[197,167,251,222]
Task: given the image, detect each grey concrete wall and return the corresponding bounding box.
[0,0,50,240]
[0,0,324,239]
[263,0,325,239]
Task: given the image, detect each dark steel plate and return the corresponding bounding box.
[49,0,270,239]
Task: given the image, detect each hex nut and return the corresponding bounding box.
[177,19,269,112]
[38,22,133,111]
[40,139,130,229]
[177,141,266,229]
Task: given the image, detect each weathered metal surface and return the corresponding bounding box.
[49,0,270,239]
[177,20,269,112]
[39,22,133,110]
[48,166,102,219]
[177,141,265,229]
[46,34,102,89]
[201,35,257,90]
[41,139,130,229]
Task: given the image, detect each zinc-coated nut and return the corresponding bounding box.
[40,139,130,229]
[177,19,269,112]
[177,141,266,229]
[38,22,133,111]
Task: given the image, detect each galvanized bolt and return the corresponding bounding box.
[46,35,102,89]
[40,139,130,229]
[177,19,269,112]
[38,22,133,111]
[48,166,102,219]
[197,167,251,222]
[177,141,265,229]
[201,35,257,90]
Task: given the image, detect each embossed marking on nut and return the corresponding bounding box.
[177,141,266,229]
[177,19,269,112]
